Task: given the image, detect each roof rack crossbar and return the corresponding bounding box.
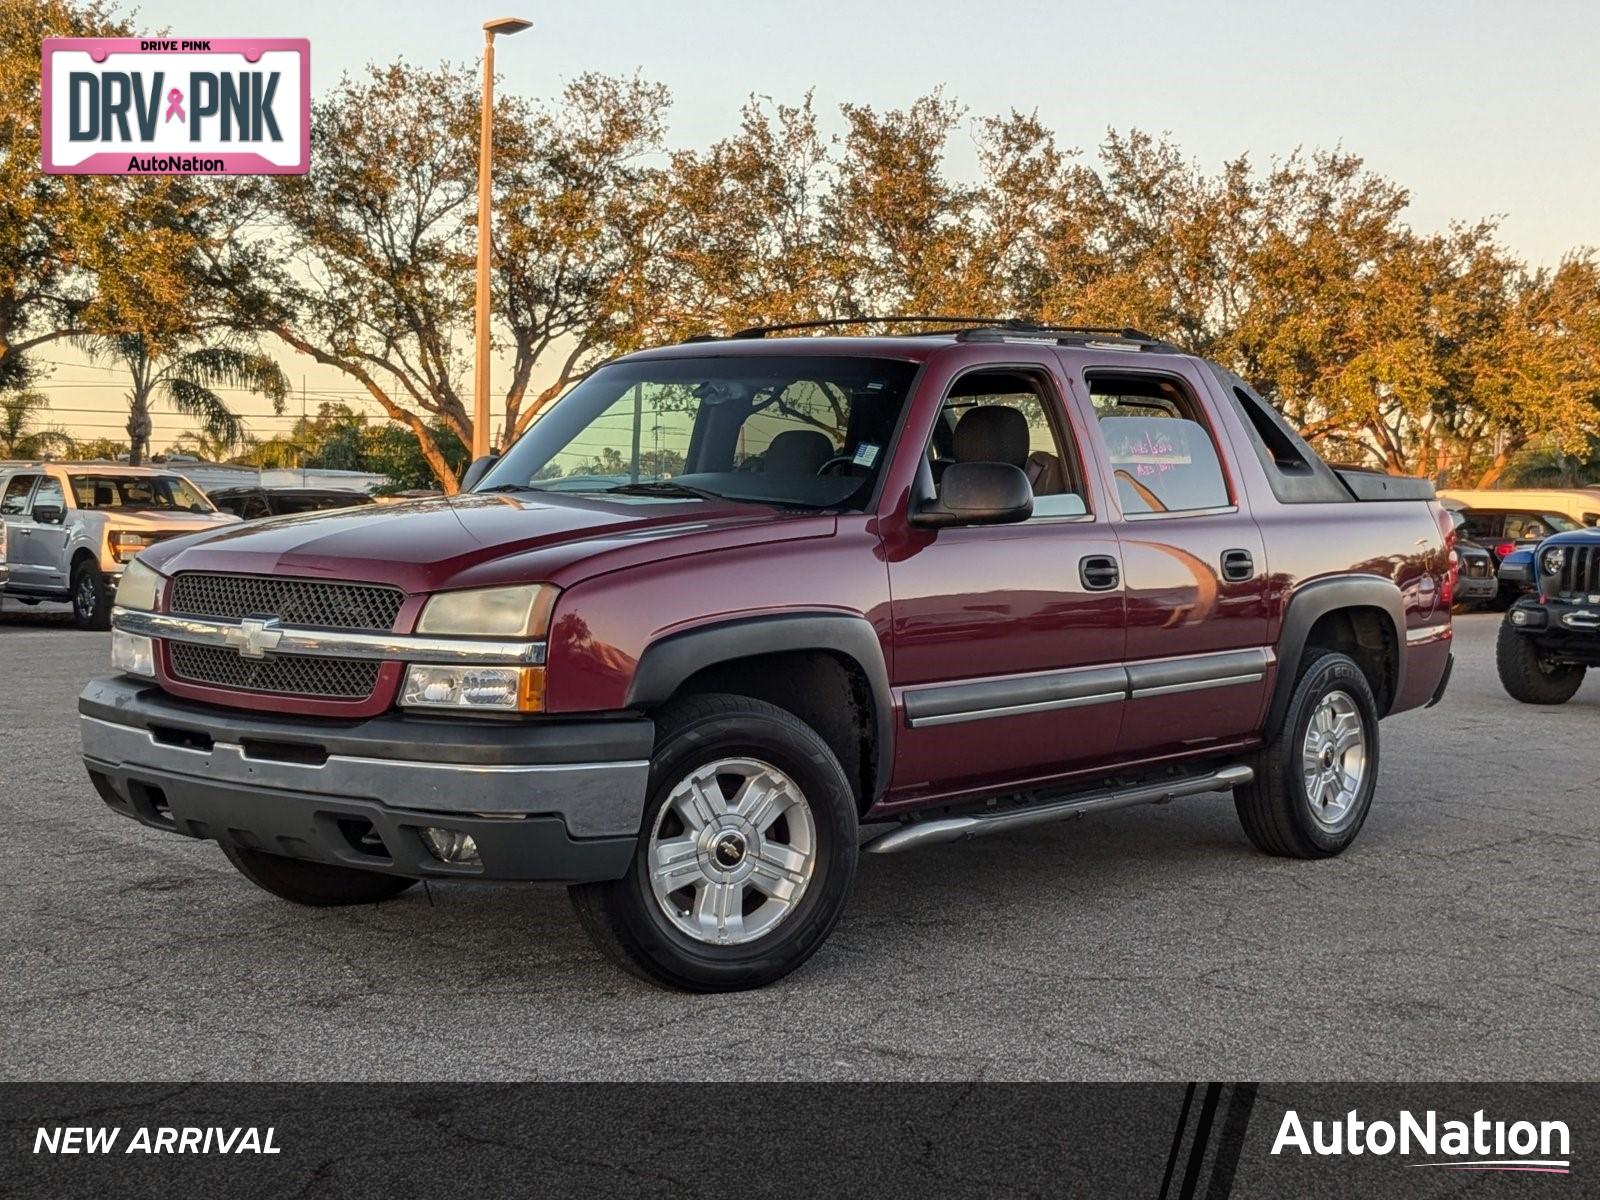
[725,315,1013,340]
[954,323,1158,341]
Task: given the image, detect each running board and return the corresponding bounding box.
[863,763,1255,855]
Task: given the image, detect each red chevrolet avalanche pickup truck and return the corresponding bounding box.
[80,321,1456,990]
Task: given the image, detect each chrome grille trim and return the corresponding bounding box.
[114,608,547,666]
[170,572,405,630]
[168,642,380,699]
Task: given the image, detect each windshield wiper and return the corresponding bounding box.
[475,483,542,494]
[602,480,725,501]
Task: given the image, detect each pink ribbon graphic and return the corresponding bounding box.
[164,88,185,123]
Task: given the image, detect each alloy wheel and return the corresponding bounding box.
[646,757,817,946]
[75,573,98,621]
[1300,689,1366,831]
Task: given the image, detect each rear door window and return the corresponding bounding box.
[1086,375,1230,514]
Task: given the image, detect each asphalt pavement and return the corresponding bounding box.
[2,601,1596,1081]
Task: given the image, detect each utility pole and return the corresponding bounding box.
[472,16,532,461]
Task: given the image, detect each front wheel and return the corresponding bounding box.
[1234,651,1380,859]
[570,694,858,992]
[1496,620,1585,705]
[71,560,113,630]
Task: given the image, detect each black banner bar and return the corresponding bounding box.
[4,1083,1593,1199]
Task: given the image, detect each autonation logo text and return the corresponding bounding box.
[1272,1108,1572,1175]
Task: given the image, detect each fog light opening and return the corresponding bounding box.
[421,827,481,866]
[1511,609,1528,625]
[335,817,390,860]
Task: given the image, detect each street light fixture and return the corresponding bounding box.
[473,16,532,462]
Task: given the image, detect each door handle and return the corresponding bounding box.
[1221,549,1254,582]
[1080,554,1120,591]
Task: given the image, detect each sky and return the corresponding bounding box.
[35,0,1600,450]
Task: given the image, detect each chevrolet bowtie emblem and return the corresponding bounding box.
[226,616,284,659]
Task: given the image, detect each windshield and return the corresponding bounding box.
[479,355,920,510]
[70,474,214,513]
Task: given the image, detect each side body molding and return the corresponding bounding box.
[1268,574,1407,735]
[626,612,896,802]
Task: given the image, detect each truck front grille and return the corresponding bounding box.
[1549,544,1600,599]
[168,642,381,699]
[170,572,404,631]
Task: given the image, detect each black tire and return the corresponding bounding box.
[569,694,859,992]
[71,559,113,630]
[1234,651,1380,859]
[220,842,417,906]
[1496,620,1585,705]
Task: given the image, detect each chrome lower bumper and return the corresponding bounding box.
[80,711,649,839]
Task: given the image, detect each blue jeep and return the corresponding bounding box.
[1497,529,1600,704]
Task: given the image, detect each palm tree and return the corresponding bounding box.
[165,428,245,462]
[82,333,289,466]
[0,390,74,458]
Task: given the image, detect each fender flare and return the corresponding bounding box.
[626,612,895,803]
[1268,575,1407,736]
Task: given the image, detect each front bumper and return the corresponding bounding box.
[79,676,652,883]
[1505,600,1600,664]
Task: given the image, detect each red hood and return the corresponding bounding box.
[141,492,828,594]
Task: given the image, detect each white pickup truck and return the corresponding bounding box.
[0,463,238,628]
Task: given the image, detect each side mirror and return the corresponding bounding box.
[912,461,1033,528]
[31,502,65,526]
[459,454,499,493]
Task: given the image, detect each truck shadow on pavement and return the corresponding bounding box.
[170,797,1277,1000]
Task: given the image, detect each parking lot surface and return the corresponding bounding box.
[2,604,1596,1081]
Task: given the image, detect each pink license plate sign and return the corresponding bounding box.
[41,38,309,174]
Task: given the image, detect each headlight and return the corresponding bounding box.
[110,531,157,563]
[110,629,156,678]
[400,664,545,712]
[114,559,163,611]
[416,584,557,638]
[1541,547,1566,575]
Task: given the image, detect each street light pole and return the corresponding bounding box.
[473,16,532,462]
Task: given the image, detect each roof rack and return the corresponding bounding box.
[682,315,1178,352]
[722,316,1008,340]
[952,322,1178,352]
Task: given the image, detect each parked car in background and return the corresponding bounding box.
[0,463,238,628]
[1439,500,1584,608]
[208,486,376,521]
[1497,528,1600,704]
[1439,487,1600,529]
[1448,511,1498,609]
[79,320,1456,990]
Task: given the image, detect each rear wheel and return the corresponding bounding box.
[220,843,417,906]
[71,560,112,630]
[1496,620,1585,705]
[570,694,858,992]
[1235,651,1380,859]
